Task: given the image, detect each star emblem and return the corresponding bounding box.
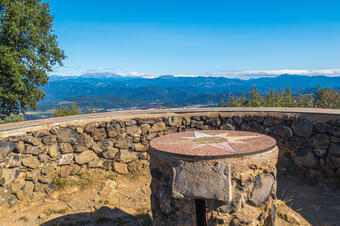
[177,131,261,153]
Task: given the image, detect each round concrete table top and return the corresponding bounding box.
[150,130,277,159]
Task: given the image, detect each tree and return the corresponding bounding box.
[247,87,263,107]
[54,103,80,117]
[221,85,339,109]
[0,0,65,116]
[314,85,340,109]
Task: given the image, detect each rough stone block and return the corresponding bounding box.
[112,162,128,175]
[172,161,231,202]
[74,150,98,164]
[22,156,40,168]
[58,154,74,166]
[292,118,313,137]
[249,173,274,206]
[117,149,138,163]
[149,122,166,133]
[0,142,16,161]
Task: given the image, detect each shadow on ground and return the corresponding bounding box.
[40,206,152,226]
[277,175,340,226]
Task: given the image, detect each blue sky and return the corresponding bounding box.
[48,0,340,78]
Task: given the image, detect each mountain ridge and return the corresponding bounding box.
[39,73,340,111]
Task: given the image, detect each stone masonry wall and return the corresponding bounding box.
[0,110,339,210]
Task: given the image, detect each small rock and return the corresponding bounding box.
[75,127,84,134]
[97,139,114,151]
[149,122,166,133]
[45,183,57,195]
[34,130,50,138]
[115,138,131,149]
[312,133,330,149]
[182,117,191,126]
[128,160,149,174]
[8,195,18,208]
[88,158,105,168]
[117,149,138,163]
[22,156,40,168]
[4,154,21,168]
[76,133,93,146]
[11,181,23,193]
[56,128,79,143]
[126,126,142,138]
[0,142,16,161]
[15,181,34,200]
[92,128,107,141]
[25,137,42,146]
[74,150,98,164]
[112,162,128,175]
[329,127,340,137]
[25,169,39,182]
[291,118,314,137]
[47,144,60,158]
[315,123,329,133]
[166,116,182,127]
[38,153,50,163]
[102,148,118,159]
[59,165,74,177]
[271,125,291,138]
[302,152,319,169]
[249,173,274,206]
[133,143,148,152]
[41,165,55,175]
[38,176,51,184]
[75,145,88,153]
[314,149,327,157]
[22,145,40,155]
[140,124,151,135]
[331,136,340,143]
[206,117,221,127]
[0,187,11,205]
[15,141,25,153]
[263,116,284,126]
[90,142,103,154]
[232,193,245,211]
[59,143,73,153]
[41,136,57,145]
[106,124,121,138]
[328,143,340,157]
[58,154,74,165]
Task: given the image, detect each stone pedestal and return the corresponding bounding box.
[150,130,278,226]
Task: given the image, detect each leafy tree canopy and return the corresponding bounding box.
[0,0,65,116]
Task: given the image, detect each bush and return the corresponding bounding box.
[0,115,25,124]
[222,86,340,109]
[54,103,80,117]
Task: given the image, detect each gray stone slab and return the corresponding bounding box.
[172,161,231,202]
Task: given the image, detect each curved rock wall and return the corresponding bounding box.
[0,109,339,210]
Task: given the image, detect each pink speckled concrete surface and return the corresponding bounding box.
[150,130,276,158]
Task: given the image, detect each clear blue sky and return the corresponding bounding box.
[48,0,340,77]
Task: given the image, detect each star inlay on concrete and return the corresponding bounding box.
[150,130,277,158]
[179,131,260,153]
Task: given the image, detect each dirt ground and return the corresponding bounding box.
[277,175,340,226]
[0,170,152,226]
[0,170,338,226]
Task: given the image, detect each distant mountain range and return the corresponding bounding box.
[38,73,340,111]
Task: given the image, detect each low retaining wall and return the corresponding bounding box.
[0,108,339,210]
